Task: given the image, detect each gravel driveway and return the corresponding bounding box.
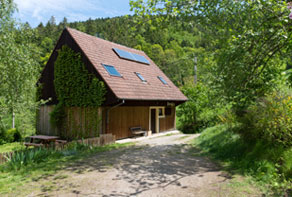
[26,132,260,197]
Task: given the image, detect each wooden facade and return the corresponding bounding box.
[102,106,176,139]
[38,105,176,140]
[37,105,58,136]
[37,106,102,139]
[159,107,176,132]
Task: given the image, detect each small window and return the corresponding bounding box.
[158,107,165,117]
[103,64,122,77]
[158,76,167,85]
[165,107,172,116]
[135,72,147,82]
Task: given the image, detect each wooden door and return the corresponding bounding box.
[151,109,156,133]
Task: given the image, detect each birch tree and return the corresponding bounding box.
[0,0,39,129]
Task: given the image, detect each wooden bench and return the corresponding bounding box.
[55,140,67,144]
[130,127,147,137]
[24,135,60,148]
[24,142,44,147]
[55,140,67,148]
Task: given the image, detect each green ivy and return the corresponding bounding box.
[50,101,65,128]
[36,83,43,102]
[50,45,106,139]
[54,45,105,107]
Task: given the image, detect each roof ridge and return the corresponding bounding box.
[65,27,145,54]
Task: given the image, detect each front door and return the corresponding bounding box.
[151,109,156,133]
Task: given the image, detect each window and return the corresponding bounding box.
[103,64,122,77]
[158,76,167,85]
[158,107,165,117]
[135,72,146,82]
[165,107,172,116]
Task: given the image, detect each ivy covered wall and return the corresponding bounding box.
[50,45,106,139]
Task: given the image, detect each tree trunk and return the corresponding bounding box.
[12,111,15,129]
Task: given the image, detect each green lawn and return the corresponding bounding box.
[0,142,25,153]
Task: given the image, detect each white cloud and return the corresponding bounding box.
[14,0,131,26]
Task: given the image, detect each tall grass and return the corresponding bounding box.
[1,142,133,172]
[4,148,61,171]
[193,125,292,195]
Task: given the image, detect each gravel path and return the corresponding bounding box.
[25,133,260,197]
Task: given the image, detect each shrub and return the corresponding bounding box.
[5,128,21,143]
[177,83,223,133]
[0,126,6,145]
[238,91,292,146]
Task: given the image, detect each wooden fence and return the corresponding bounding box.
[75,134,116,146]
[0,134,115,164]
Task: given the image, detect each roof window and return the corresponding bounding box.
[135,72,147,82]
[103,64,122,77]
[158,76,167,85]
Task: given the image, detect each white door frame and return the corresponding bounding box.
[149,106,165,133]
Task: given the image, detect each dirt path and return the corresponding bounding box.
[25,133,260,197]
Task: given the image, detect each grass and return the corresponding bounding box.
[0,142,134,195]
[191,124,292,195]
[0,142,25,153]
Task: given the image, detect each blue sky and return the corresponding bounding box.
[14,0,133,27]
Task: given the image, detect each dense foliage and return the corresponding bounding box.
[51,46,106,138]
[130,0,292,192]
[0,0,39,137]
[238,90,292,147]
[177,82,224,132]
[54,45,105,107]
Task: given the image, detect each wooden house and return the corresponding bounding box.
[38,27,187,139]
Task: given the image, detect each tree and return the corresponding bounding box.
[0,0,39,129]
[130,0,292,111]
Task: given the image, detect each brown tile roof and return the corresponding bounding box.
[67,27,187,101]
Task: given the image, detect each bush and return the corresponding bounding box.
[0,126,6,145]
[5,128,22,143]
[177,83,223,133]
[238,91,292,146]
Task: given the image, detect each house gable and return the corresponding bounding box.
[39,27,187,107]
[39,28,118,106]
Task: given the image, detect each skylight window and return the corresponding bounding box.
[113,48,150,65]
[135,72,146,82]
[158,76,167,85]
[103,64,121,77]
